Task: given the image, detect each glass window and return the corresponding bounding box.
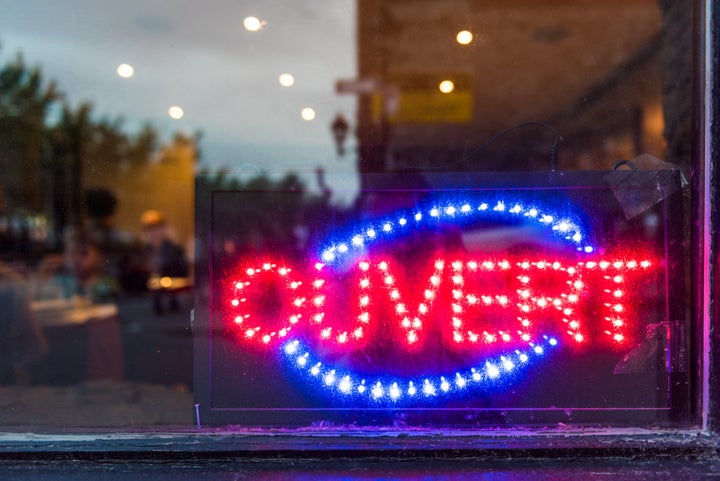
[0,0,713,435]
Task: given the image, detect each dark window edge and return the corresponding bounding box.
[0,429,717,461]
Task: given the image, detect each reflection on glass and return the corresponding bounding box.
[168,105,185,120]
[455,30,473,45]
[438,80,455,94]
[278,73,295,87]
[0,0,698,430]
[243,16,265,32]
[301,107,317,121]
[116,63,135,79]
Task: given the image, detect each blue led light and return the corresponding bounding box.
[317,195,594,267]
[281,337,558,404]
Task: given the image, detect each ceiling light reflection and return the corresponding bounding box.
[116,63,134,78]
[439,80,455,93]
[168,106,185,120]
[279,73,295,87]
[456,30,473,45]
[243,16,265,32]
[301,108,316,121]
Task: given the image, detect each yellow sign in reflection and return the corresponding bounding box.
[372,73,473,124]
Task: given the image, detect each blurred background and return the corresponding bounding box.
[0,0,692,427]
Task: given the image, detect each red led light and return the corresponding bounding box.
[226,255,655,351]
[227,261,308,347]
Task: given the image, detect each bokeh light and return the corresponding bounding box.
[456,30,473,45]
[278,73,295,87]
[168,106,185,119]
[301,108,316,121]
[439,80,455,93]
[243,16,264,32]
[116,63,134,78]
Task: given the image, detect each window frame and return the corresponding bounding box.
[0,0,717,463]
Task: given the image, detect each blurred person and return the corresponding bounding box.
[30,232,124,383]
[84,187,148,292]
[141,210,189,315]
[33,233,118,304]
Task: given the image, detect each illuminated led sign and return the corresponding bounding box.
[195,171,684,426]
[222,196,656,405]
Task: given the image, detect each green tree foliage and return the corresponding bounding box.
[0,53,58,212]
[0,49,191,251]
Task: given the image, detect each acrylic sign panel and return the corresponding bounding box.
[194,172,686,426]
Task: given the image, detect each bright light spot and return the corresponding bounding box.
[440,378,450,392]
[407,382,417,396]
[372,382,384,399]
[168,106,184,120]
[486,363,500,379]
[502,359,515,371]
[284,342,298,355]
[519,353,529,363]
[456,30,473,45]
[438,80,455,93]
[423,380,436,396]
[549,338,558,346]
[116,63,134,78]
[339,376,352,393]
[243,16,264,32]
[389,383,401,400]
[278,73,295,87]
[301,108,316,121]
[159,276,173,288]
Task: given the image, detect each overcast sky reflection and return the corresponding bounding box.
[0,0,358,202]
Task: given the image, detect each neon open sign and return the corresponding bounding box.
[222,195,660,405]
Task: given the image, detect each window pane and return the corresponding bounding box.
[0,0,700,430]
